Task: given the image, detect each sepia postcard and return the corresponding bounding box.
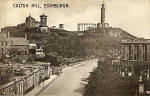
[0,0,150,96]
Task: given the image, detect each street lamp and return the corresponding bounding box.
[41,73,45,89]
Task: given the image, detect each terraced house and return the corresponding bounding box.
[0,32,9,59]
[0,32,29,61]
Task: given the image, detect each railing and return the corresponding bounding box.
[0,66,51,96]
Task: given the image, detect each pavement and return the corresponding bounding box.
[25,75,57,96]
[25,59,98,96]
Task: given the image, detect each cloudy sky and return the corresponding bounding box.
[0,0,150,38]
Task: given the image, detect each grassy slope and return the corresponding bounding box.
[2,26,136,59]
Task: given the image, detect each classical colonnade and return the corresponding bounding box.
[122,43,150,61]
[77,23,97,31]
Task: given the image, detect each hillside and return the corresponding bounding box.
[2,26,137,59]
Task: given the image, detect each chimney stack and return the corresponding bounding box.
[7,32,10,38]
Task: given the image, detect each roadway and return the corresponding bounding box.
[37,59,98,96]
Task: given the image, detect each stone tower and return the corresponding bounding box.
[101,1,105,24]
[40,13,47,27]
[97,1,109,28]
[38,13,48,31]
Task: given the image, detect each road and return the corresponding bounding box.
[37,59,98,96]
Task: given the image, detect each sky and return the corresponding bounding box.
[0,0,150,38]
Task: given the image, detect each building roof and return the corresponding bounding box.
[40,13,47,17]
[26,15,35,20]
[122,39,150,44]
[9,37,29,46]
[29,43,37,47]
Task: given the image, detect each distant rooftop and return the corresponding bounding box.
[29,43,37,46]
[9,37,29,46]
[122,38,150,44]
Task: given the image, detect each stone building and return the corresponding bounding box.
[18,14,49,31]
[121,38,150,78]
[59,24,64,30]
[122,39,150,63]
[38,13,48,31]
[9,36,29,55]
[77,23,97,31]
[29,43,37,55]
[0,32,10,59]
[0,32,29,60]
[25,15,40,27]
[77,1,109,31]
[40,14,47,27]
[97,1,109,28]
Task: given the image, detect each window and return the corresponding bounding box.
[25,51,27,55]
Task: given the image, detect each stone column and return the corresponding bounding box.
[77,24,80,31]
[85,24,87,30]
[84,24,86,31]
[147,44,150,61]
[128,44,131,60]
[131,44,135,60]
[139,44,143,61]
[79,24,81,31]
[144,44,147,61]
[82,24,85,31]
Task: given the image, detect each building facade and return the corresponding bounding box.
[9,36,29,56]
[40,14,47,27]
[122,39,150,63]
[77,23,97,31]
[121,39,150,78]
[38,13,48,31]
[0,32,29,60]
[25,15,40,27]
[0,32,10,59]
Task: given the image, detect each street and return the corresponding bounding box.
[37,59,98,96]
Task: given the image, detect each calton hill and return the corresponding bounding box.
[1,24,140,95]
[1,25,136,65]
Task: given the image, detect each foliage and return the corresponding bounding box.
[2,26,136,64]
[0,69,13,85]
[84,58,138,96]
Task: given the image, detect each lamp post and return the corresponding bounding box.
[138,75,145,96]
[41,73,45,89]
